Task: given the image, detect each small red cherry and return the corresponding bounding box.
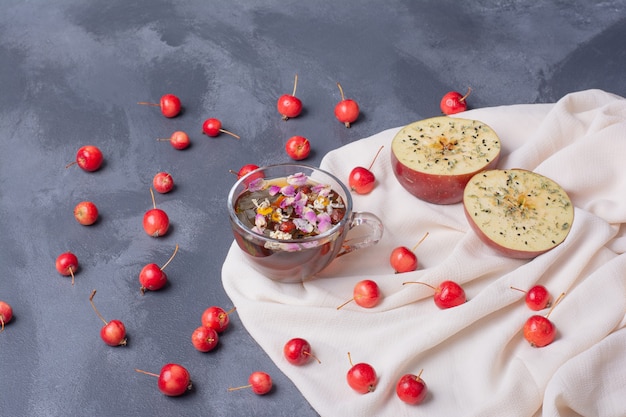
[523,292,565,348]
[346,352,377,394]
[137,94,182,118]
[229,164,265,186]
[0,301,13,334]
[139,244,179,294]
[157,131,190,150]
[55,251,79,285]
[153,172,174,194]
[396,370,428,405]
[277,74,303,120]
[228,371,273,395]
[229,164,260,180]
[511,285,551,311]
[403,280,466,309]
[285,135,310,160]
[143,188,169,237]
[348,146,384,194]
[390,232,429,273]
[191,326,219,352]
[337,279,381,310]
[202,118,240,139]
[440,87,471,115]
[334,82,359,128]
[283,337,321,366]
[135,364,192,396]
[89,289,127,346]
[73,201,99,226]
[201,306,236,333]
[66,145,103,172]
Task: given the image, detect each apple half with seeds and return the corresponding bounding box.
[391,116,501,204]
[463,169,574,259]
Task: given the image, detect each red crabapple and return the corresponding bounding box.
[403,280,466,309]
[228,371,273,395]
[191,326,219,352]
[55,251,79,285]
[157,131,190,150]
[277,74,303,120]
[285,135,310,160]
[440,88,471,115]
[511,285,551,311]
[202,118,240,139]
[153,172,174,194]
[396,370,428,405]
[201,306,236,333]
[390,232,429,273]
[139,244,179,294]
[346,352,377,394]
[89,289,127,346]
[74,201,99,225]
[0,301,13,334]
[135,364,192,396]
[337,280,381,309]
[283,337,321,366]
[66,145,103,172]
[348,146,383,195]
[523,292,565,348]
[334,82,359,128]
[138,94,182,118]
[143,188,169,237]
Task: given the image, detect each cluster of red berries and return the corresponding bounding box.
[41,94,276,397]
[277,75,362,161]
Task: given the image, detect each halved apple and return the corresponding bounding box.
[391,116,501,204]
[463,169,574,259]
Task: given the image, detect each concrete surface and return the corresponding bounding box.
[1,1,624,416]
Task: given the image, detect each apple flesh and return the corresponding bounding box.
[463,169,574,259]
[391,116,501,204]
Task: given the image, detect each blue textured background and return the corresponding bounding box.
[1,1,624,416]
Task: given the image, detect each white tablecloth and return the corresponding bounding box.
[223,89,626,417]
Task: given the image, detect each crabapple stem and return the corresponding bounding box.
[136,102,159,107]
[367,146,384,171]
[306,351,322,364]
[347,352,354,367]
[545,292,565,319]
[227,385,250,392]
[65,161,77,169]
[401,281,436,291]
[0,319,5,333]
[416,369,424,379]
[89,289,108,326]
[160,244,179,271]
[134,368,160,378]
[510,286,526,294]
[222,130,240,140]
[411,232,430,252]
[337,82,346,101]
[336,298,354,310]
[460,87,472,102]
[149,188,156,209]
[292,73,299,96]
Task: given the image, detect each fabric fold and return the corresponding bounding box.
[222,89,626,417]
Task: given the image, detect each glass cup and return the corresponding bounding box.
[227,163,384,282]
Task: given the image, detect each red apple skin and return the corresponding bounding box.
[391,150,500,205]
[74,201,99,225]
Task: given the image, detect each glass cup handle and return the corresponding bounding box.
[336,212,384,257]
